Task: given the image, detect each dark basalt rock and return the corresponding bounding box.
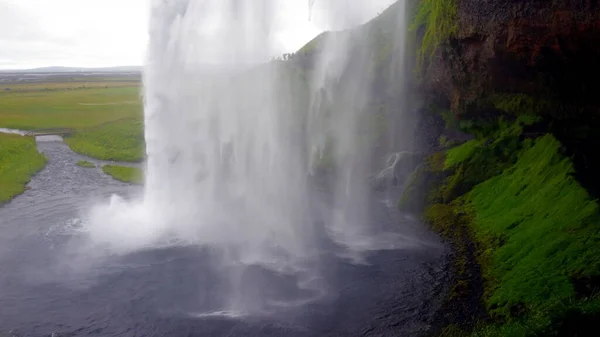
[420,0,600,117]
[415,0,600,198]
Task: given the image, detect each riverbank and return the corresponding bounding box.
[0,128,144,203]
[65,118,144,162]
[0,133,46,203]
[102,165,143,184]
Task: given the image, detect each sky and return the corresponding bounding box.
[0,0,396,70]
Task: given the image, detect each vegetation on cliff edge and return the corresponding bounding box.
[410,0,458,69]
[467,135,600,328]
[424,130,600,336]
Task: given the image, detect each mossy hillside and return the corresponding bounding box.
[102,165,143,184]
[444,139,481,169]
[466,135,600,319]
[434,120,524,205]
[65,119,145,162]
[0,134,46,202]
[426,133,600,336]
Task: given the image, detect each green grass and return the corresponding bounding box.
[0,86,141,130]
[425,131,600,335]
[102,165,143,184]
[467,135,600,315]
[410,0,458,69]
[0,134,46,202]
[65,119,145,162]
[76,160,96,168]
[444,139,483,169]
[1,81,139,93]
[451,134,600,335]
[0,84,145,162]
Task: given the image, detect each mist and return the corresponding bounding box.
[79,0,423,316]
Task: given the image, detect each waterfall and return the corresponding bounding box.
[85,0,407,315]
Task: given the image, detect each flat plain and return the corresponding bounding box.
[0,71,145,200]
[0,72,145,162]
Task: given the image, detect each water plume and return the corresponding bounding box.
[83,0,409,315]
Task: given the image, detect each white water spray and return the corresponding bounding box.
[84,0,408,315]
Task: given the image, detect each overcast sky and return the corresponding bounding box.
[0,0,396,70]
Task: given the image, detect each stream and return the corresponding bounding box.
[0,135,448,337]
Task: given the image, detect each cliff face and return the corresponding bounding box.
[287,2,600,335]
[408,1,600,336]
[423,0,600,114]
[417,0,600,196]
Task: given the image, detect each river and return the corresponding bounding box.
[0,137,448,337]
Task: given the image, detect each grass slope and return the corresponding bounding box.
[428,132,600,336]
[102,165,143,184]
[465,135,600,335]
[0,134,46,202]
[444,139,482,169]
[65,119,144,162]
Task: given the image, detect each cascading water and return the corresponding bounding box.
[142,0,319,264]
[84,0,408,316]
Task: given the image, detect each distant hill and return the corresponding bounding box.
[0,66,142,73]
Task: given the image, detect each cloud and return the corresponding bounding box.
[0,0,149,69]
[310,0,397,30]
[0,0,397,69]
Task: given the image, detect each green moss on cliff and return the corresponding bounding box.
[426,131,600,336]
[410,0,457,69]
[467,135,600,321]
[444,139,482,169]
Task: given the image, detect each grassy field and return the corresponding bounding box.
[2,80,139,93]
[0,134,46,202]
[65,118,145,162]
[102,165,143,184]
[0,86,142,130]
[0,80,145,162]
[76,160,96,168]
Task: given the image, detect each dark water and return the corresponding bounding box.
[0,140,447,337]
